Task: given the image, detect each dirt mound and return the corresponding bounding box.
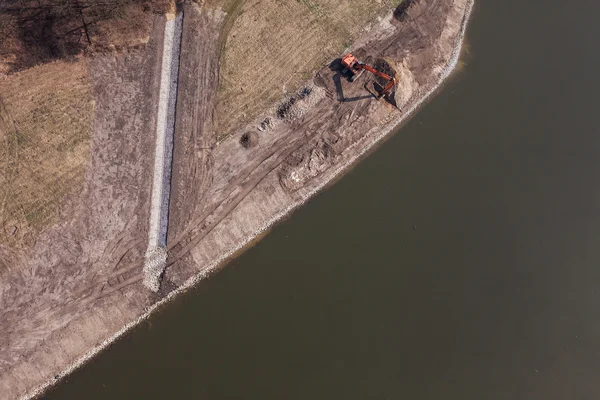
[367,57,400,106]
[373,58,397,84]
[240,131,259,148]
[394,0,421,21]
[393,58,417,108]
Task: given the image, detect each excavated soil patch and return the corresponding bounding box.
[394,0,421,20]
[240,131,259,148]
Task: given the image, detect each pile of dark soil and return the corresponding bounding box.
[240,131,259,148]
[371,58,397,94]
[394,0,420,20]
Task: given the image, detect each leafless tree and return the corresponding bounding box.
[0,0,169,72]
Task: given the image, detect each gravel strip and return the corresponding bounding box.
[144,12,183,291]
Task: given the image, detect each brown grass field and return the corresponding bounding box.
[0,59,94,248]
[214,0,402,139]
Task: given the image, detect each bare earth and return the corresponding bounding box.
[0,0,473,398]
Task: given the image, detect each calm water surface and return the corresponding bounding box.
[46,0,600,398]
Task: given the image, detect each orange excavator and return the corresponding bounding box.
[341,53,396,100]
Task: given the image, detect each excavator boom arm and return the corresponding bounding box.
[356,63,396,98]
[357,64,393,81]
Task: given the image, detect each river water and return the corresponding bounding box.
[45,0,600,399]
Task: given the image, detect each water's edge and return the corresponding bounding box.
[21,1,475,398]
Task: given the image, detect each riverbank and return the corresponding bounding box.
[1,1,474,399]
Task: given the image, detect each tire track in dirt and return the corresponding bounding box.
[167,5,225,241]
[166,117,332,267]
[77,122,323,301]
[73,91,335,300]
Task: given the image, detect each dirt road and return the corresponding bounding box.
[0,0,473,398]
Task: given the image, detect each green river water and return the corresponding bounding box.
[45,0,600,398]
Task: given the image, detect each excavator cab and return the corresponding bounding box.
[341,54,364,82]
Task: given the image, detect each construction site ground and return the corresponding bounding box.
[0,0,473,398]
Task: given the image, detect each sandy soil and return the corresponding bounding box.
[0,0,473,398]
[168,4,225,242]
[0,16,165,400]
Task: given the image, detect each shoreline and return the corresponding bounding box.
[20,1,475,398]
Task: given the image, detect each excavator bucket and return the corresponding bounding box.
[364,80,400,109]
[364,81,384,99]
